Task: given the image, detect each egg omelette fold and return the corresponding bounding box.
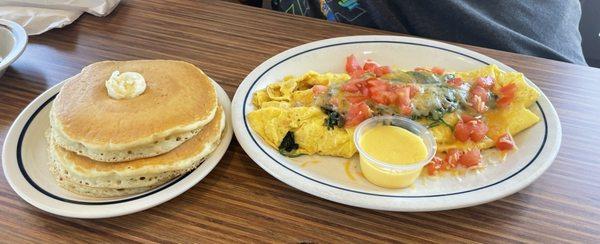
[247,65,540,158]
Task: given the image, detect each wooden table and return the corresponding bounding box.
[1,1,599,242]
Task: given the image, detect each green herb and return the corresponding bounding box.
[279,131,299,153]
[322,106,345,129]
[426,108,453,129]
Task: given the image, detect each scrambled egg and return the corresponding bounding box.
[247,106,356,158]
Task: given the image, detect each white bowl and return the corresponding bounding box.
[0,19,28,77]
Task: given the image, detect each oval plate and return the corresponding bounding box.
[2,79,233,218]
[232,35,561,212]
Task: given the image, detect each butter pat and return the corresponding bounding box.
[105,71,146,99]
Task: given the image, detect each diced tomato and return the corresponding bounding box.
[363,59,380,72]
[345,102,372,127]
[393,86,411,105]
[370,91,397,105]
[366,79,390,104]
[366,78,387,88]
[454,118,489,142]
[311,85,328,95]
[458,149,481,167]
[426,156,443,175]
[454,121,471,142]
[470,85,489,103]
[458,149,482,167]
[345,55,363,74]
[460,114,475,122]
[447,77,463,87]
[345,93,368,104]
[341,79,369,96]
[445,149,461,168]
[496,83,517,108]
[500,82,517,94]
[469,120,489,142]
[399,105,412,116]
[374,66,391,77]
[475,76,494,89]
[431,66,445,75]
[496,133,516,151]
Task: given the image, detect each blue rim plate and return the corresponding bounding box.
[2,79,233,218]
[231,35,561,211]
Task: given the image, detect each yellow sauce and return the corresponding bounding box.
[358,125,428,188]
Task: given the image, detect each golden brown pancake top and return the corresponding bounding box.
[53,60,217,146]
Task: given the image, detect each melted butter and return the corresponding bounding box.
[105,71,146,99]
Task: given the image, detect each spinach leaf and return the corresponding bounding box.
[322,106,345,129]
[278,131,299,156]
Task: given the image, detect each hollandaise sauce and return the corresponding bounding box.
[357,124,430,188]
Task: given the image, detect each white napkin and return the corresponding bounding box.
[0,0,120,35]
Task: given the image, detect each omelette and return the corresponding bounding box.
[247,55,540,173]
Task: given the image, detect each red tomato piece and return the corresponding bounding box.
[431,66,445,75]
[458,149,481,167]
[447,77,463,87]
[395,86,412,107]
[460,114,475,122]
[475,76,494,89]
[454,118,489,142]
[345,102,372,127]
[374,66,391,77]
[345,54,363,74]
[496,133,516,151]
[427,156,443,175]
[311,85,328,95]
[363,59,380,72]
[350,69,366,78]
[370,91,396,105]
[445,149,461,168]
[469,120,489,142]
[500,82,517,94]
[341,79,369,96]
[454,121,471,142]
[345,93,368,104]
[470,85,489,103]
[399,105,412,116]
[496,83,517,108]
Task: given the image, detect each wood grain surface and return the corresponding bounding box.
[1,0,600,242]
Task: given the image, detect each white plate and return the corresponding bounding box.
[232,35,561,212]
[2,79,233,218]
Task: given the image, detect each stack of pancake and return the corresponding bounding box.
[47,60,225,197]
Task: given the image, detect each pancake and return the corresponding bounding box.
[48,106,226,197]
[51,60,218,162]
